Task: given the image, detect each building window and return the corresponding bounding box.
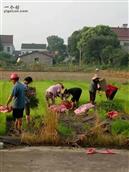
[124,42,129,46]
[7,47,10,52]
[34,57,39,64]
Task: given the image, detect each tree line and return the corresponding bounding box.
[47,25,129,68]
[0,25,129,68]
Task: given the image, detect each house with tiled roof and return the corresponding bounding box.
[17,51,53,66]
[21,43,47,55]
[111,24,129,53]
[0,35,15,55]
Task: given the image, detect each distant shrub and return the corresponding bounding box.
[99,100,124,112]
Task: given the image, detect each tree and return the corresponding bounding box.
[68,27,90,63]
[111,48,129,67]
[47,35,67,64]
[68,30,81,63]
[77,25,120,65]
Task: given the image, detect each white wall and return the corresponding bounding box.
[3,45,15,55]
[21,48,47,55]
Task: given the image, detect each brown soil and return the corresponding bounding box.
[0,70,129,82]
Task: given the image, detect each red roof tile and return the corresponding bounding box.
[111,27,129,40]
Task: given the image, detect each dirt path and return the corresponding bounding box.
[0,146,129,172]
[0,70,129,82]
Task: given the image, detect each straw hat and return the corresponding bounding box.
[92,74,99,80]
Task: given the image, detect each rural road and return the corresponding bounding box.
[0,146,129,172]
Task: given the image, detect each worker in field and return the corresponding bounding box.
[62,87,82,108]
[23,76,33,126]
[89,74,101,104]
[45,83,64,107]
[6,73,25,134]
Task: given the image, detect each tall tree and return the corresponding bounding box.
[77,25,120,65]
[68,27,90,63]
[47,35,67,64]
[47,35,66,55]
[68,30,81,63]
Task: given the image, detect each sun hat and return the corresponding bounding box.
[92,74,99,80]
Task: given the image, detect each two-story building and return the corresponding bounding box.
[111,24,129,53]
[0,35,15,55]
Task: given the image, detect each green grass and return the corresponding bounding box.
[57,122,74,138]
[111,119,129,137]
[0,114,6,135]
[0,80,129,135]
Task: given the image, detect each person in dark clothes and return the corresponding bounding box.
[89,74,100,104]
[62,87,82,108]
[23,76,33,125]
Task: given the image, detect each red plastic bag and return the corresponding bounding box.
[106,85,118,100]
[0,105,12,113]
[61,101,72,109]
[107,111,118,119]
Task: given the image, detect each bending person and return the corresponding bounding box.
[45,83,64,107]
[89,74,100,104]
[63,87,82,108]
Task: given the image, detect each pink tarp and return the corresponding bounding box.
[86,148,116,155]
[49,104,67,113]
[74,103,95,115]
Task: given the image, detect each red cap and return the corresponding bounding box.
[10,73,19,80]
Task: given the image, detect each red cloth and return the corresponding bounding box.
[106,85,118,97]
[49,101,72,113]
[0,105,12,113]
[107,111,118,119]
[61,101,72,109]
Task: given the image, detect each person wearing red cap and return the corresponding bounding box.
[6,73,25,134]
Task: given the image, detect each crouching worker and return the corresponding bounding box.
[23,76,33,126]
[6,73,25,134]
[89,74,100,104]
[45,83,64,107]
[62,87,82,108]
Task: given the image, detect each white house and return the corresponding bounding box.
[0,35,15,55]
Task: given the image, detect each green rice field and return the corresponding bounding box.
[0,80,129,136]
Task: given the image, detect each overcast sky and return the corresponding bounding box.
[1,0,128,49]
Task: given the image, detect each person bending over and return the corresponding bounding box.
[45,83,64,107]
[89,74,100,104]
[63,87,82,108]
